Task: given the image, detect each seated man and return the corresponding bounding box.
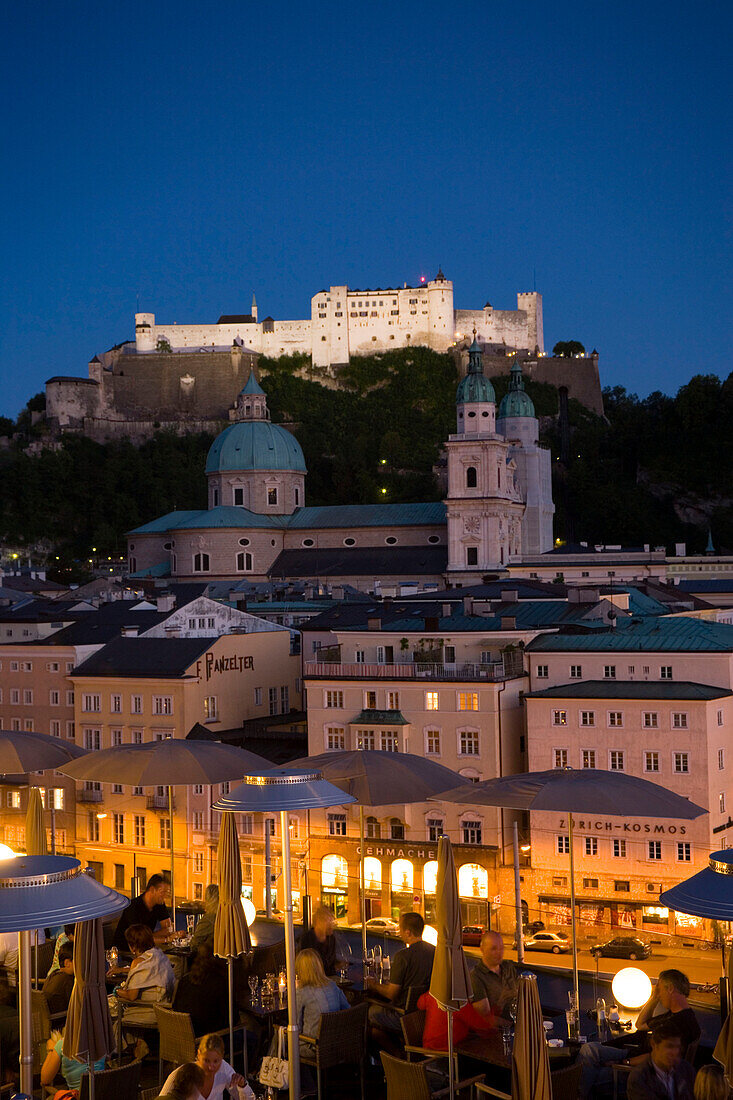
[367,912,435,1049]
[470,930,519,1021]
[113,874,181,953]
[627,1021,695,1100]
[577,972,700,1100]
[299,906,340,976]
[190,885,218,952]
[46,925,75,978]
[42,942,75,1014]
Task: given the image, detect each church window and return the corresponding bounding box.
[236,552,253,572]
[467,411,476,417]
[212,488,219,506]
[344,537,355,546]
[428,535,440,544]
[129,557,137,573]
[466,467,477,488]
[238,538,250,546]
[497,466,501,489]
[295,488,300,506]
[163,542,173,550]
[385,536,397,545]
[268,488,278,505]
[302,539,314,547]
[193,553,210,573]
[466,547,478,566]
[233,487,244,506]
[482,411,489,417]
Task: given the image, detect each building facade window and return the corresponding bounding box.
[425,691,439,710]
[582,749,596,769]
[134,815,145,846]
[328,813,346,837]
[556,835,570,855]
[193,553,210,573]
[608,712,623,727]
[459,729,479,756]
[427,817,444,842]
[458,692,479,711]
[113,813,124,845]
[462,820,482,845]
[131,695,143,715]
[609,750,625,771]
[269,687,278,715]
[613,839,626,858]
[82,694,101,713]
[325,691,344,708]
[643,712,659,728]
[426,729,441,755]
[552,710,567,726]
[387,691,400,710]
[204,696,218,721]
[677,842,691,862]
[381,730,399,752]
[153,696,173,716]
[326,727,345,750]
[585,837,598,856]
[719,748,725,770]
[645,751,660,773]
[554,748,568,768]
[580,711,595,727]
[357,730,375,750]
[604,665,616,679]
[110,694,121,713]
[536,665,548,679]
[660,666,673,680]
[236,552,253,572]
[673,752,689,774]
[672,713,688,729]
[648,841,662,860]
[160,818,171,850]
[88,813,99,843]
[570,665,582,678]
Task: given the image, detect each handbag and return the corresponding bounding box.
[258,1026,289,1091]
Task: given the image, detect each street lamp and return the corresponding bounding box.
[213,770,355,1100]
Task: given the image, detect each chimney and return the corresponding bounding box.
[156,593,176,612]
[500,589,518,602]
[675,543,686,557]
[367,616,382,631]
[442,603,452,619]
[501,615,516,631]
[463,596,474,616]
[121,625,139,637]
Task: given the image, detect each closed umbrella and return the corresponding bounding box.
[511,972,551,1100]
[434,767,707,1017]
[429,835,472,1100]
[214,812,251,1075]
[62,739,270,918]
[25,787,48,857]
[289,751,466,965]
[64,918,115,1100]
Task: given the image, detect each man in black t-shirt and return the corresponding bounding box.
[367,912,435,1049]
[300,907,340,975]
[113,874,175,953]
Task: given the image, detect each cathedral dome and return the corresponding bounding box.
[205,420,307,475]
[497,359,535,419]
[456,336,495,405]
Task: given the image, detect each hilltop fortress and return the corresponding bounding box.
[45,271,604,442]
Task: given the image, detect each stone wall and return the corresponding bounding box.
[457,350,605,417]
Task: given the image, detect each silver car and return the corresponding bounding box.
[523,931,571,954]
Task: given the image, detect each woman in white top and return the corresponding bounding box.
[161,1033,245,1100]
[109,923,175,1028]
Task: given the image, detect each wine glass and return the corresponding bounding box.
[508,999,518,1024]
[248,975,259,1002]
[105,947,118,970]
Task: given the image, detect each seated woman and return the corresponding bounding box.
[172,946,228,1035]
[417,990,495,1052]
[295,948,348,1055]
[160,1033,245,1100]
[157,1062,205,1100]
[40,1027,106,1095]
[108,923,175,1054]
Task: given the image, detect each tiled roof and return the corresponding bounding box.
[285,502,446,529]
[526,680,733,700]
[527,616,733,653]
[269,545,447,578]
[38,605,171,647]
[73,636,212,678]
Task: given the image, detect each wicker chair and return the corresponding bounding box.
[78,1061,141,1100]
[381,1051,484,1100]
[154,1005,247,1084]
[140,1088,159,1100]
[299,1002,368,1100]
[30,938,57,988]
[476,1063,582,1100]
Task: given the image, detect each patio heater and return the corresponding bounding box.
[0,855,128,1096]
[214,770,355,1100]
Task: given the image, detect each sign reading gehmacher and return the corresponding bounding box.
[196,653,255,681]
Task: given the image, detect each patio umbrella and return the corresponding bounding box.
[289,750,466,965]
[214,769,356,1100]
[0,855,127,1096]
[429,835,472,1100]
[214,812,251,1074]
[0,729,86,856]
[61,739,271,916]
[511,972,551,1100]
[25,786,47,856]
[64,918,115,1100]
[433,767,707,1017]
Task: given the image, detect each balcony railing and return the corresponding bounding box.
[305,659,518,682]
[146,794,175,812]
[79,789,103,803]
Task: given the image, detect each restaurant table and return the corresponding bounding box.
[457,1032,574,1070]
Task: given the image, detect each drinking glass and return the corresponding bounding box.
[105,947,118,969]
[501,1027,513,1056]
[186,914,196,938]
[248,975,259,1002]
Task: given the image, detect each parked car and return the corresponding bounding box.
[350,917,401,934]
[523,931,571,954]
[461,924,488,946]
[589,936,652,961]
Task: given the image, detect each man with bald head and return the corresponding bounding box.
[471,930,520,1020]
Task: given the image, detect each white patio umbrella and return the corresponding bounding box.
[289,750,466,965]
[61,739,270,914]
[432,767,707,1016]
[0,855,127,1096]
[214,769,356,1100]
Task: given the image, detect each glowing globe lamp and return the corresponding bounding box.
[242,897,257,926]
[422,925,438,946]
[0,845,17,860]
[612,967,652,1009]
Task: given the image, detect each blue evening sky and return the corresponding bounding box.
[1,0,730,419]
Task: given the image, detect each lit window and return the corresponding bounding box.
[552,710,567,726]
[425,691,439,711]
[608,712,623,727]
[582,749,596,769]
[326,727,345,750]
[387,691,400,710]
[267,488,278,506]
[381,730,398,752]
[458,692,479,711]
[554,748,568,768]
[357,729,375,750]
[204,696,218,721]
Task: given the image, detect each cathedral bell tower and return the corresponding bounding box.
[444,336,525,578]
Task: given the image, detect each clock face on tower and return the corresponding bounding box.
[464,516,480,533]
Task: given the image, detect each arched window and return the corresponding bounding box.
[458,863,489,899]
[466,466,477,488]
[365,816,380,839]
[389,817,405,840]
[363,857,382,890]
[321,854,349,890]
[236,552,253,572]
[391,859,413,893]
[423,860,438,895]
[128,557,137,573]
[193,553,210,573]
[212,488,219,507]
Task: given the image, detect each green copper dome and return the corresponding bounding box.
[456,336,496,405]
[206,421,307,474]
[498,359,535,419]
